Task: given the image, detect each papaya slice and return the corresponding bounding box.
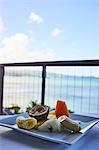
[55,100,69,118]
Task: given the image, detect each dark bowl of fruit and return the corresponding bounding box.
[29,105,49,121]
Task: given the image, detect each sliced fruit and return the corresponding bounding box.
[16,116,37,130]
[29,105,49,121]
[55,100,69,118]
[49,110,55,115]
[58,115,81,133]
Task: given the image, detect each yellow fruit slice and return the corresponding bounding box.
[16,116,37,130]
[49,110,55,115]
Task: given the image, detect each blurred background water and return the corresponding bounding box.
[3,69,99,113]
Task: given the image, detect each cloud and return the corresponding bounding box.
[0,17,6,33]
[0,33,54,63]
[29,12,43,24]
[51,27,62,38]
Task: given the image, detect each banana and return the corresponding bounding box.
[58,115,81,133]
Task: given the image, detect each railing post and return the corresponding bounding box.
[0,65,4,115]
[41,65,46,105]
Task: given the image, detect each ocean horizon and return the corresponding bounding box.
[3,70,99,113]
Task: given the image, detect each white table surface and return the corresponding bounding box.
[0,114,99,150]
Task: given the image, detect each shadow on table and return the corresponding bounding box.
[1,125,99,150]
[1,128,69,150]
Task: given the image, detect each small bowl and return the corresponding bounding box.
[29,105,49,121]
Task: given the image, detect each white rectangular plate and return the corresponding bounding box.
[0,113,99,145]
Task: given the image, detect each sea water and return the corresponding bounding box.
[3,74,99,113]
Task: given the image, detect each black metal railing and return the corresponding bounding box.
[0,60,99,114]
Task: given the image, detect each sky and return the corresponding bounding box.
[0,0,98,63]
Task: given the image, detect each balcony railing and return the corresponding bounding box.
[0,60,99,114]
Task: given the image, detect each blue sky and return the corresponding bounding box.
[0,0,98,63]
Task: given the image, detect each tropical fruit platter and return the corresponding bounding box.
[16,100,81,133]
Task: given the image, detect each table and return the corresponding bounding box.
[0,114,99,150]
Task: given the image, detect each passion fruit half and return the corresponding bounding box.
[29,105,49,121]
